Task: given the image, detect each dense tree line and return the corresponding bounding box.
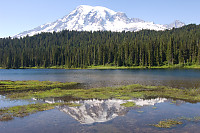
[0,24,200,68]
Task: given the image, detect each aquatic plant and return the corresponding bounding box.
[152,106,157,109]
[120,102,136,107]
[151,116,200,128]
[151,119,183,128]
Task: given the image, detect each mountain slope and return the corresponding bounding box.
[14,5,185,38]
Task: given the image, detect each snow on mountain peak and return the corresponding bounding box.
[164,20,185,29]
[77,5,116,15]
[13,5,185,38]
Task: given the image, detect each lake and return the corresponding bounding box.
[1,69,200,133]
[1,69,200,89]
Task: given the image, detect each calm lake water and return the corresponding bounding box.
[1,69,200,133]
[1,69,200,89]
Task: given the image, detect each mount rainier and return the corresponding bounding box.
[14,5,185,38]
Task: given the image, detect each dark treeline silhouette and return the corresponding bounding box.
[0,24,200,68]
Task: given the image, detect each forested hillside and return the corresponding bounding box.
[0,24,200,69]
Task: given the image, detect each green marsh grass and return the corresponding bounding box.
[0,80,78,93]
[5,83,200,103]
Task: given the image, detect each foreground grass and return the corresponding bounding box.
[0,102,81,121]
[6,83,200,103]
[0,80,78,93]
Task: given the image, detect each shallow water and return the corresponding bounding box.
[1,69,200,132]
[0,95,36,108]
[1,98,200,133]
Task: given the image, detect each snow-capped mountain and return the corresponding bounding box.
[14,5,185,38]
[164,20,185,29]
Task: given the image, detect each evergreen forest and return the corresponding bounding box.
[0,24,200,69]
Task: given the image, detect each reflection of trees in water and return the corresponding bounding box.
[81,79,200,89]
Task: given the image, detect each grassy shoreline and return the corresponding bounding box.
[1,64,200,69]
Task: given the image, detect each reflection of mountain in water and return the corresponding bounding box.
[59,99,128,124]
[43,98,166,124]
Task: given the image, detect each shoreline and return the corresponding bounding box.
[1,65,200,70]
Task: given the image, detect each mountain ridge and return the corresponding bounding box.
[14,5,185,38]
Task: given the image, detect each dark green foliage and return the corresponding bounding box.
[0,24,200,68]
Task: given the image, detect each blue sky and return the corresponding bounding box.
[0,0,199,38]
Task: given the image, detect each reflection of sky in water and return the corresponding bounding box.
[0,95,36,108]
[1,69,200,89]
